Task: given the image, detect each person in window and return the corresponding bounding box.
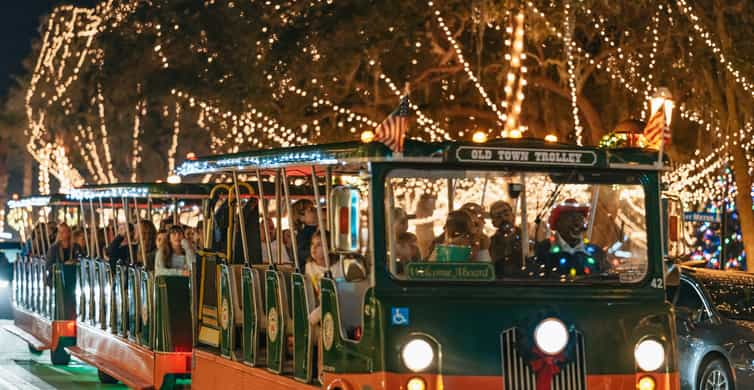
[107,223,137,268]
[135,220,157,271]
[155,225,195,276]
[429,210,490,262]
[534,199,606,278]
[45,223,80,319]
[460,203,492,261]
[293,199,318,271]
[72,227,87,257]
[414,194,437,258]
[46,223,82,268]
[260,217,291,264]
[489,200,522,276]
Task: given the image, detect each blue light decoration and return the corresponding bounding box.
[67,186,150,200]
[7,196,51,209]
[176,150,341,176]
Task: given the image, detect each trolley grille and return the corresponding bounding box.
[500,327,587,390]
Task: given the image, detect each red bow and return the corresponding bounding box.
[530,347,564,390]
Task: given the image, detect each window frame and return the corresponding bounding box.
[382,165,655,287]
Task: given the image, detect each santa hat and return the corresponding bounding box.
[548,199,590,228]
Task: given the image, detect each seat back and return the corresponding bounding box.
[291,272,316,383]
[241,266,266,366]
[265,269,288,374]
[101,262,112,330]
[139,268,153,349]
[127,266,139,341]
[196,253,221,348]
[218,262,235,358]
[154,275,192,352]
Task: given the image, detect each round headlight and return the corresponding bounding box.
[534,318,569,355]
[634,339,665,371]
[401,339,434,372]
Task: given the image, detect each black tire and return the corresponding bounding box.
[698,357,734,390]
[160,374,176,390]
[50,345,70,365]
[27,344,42,355]
[97,370,118,384]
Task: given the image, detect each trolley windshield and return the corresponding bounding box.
[385,168,649,284]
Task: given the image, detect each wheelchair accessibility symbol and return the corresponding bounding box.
[391,307,409,326]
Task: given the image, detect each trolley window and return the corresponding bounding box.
[385,169,649,284]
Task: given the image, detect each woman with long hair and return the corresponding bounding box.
[136,220,158,271]
[292,199,318,270]
[155,225,195,276]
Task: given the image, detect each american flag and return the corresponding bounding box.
[642,107,671,149]
[375,95,410,153]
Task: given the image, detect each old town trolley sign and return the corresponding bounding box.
[176,138,678,390]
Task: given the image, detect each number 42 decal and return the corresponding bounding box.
[650,278,664,289]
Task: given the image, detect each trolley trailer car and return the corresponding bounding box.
[63,183,210,389]
[6,194,81,365]
[177,138,680,390]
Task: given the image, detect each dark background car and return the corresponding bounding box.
[670,265,754,390]
[0,240,20,319]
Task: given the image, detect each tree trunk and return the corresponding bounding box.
[714,0,754,271]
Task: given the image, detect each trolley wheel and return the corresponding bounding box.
[98,370,118,384]
[27,344,43,355]
[50,345,70,365]
[160,374,177,390]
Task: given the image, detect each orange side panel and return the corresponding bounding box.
[75,323,154,385]
[587,373,679,390]
[13,307,52,347]
[192,349,317,390]
[154,351,192,389]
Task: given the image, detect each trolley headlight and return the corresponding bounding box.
[401,339,434,372]
[534,318,569,355]
[634,339,665,371]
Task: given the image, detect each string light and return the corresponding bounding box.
[563,0,582,145]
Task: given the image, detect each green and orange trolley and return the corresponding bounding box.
[177,137,680,390]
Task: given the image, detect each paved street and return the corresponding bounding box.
[0,320,125,390]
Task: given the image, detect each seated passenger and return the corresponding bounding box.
[430,210,490,262]
[304,231,343,298]
[46,223,82,268]
[72,228,87,256]
[489,200,522,275]
[107,223,137,268]
[534,199,606,277]
[414,194,437,258]
[260,217,291,264]
[395,232,420,274]
[293,199,318,271]
[460,203,492,261]
[136,220,157,271]
[155,225,195,276]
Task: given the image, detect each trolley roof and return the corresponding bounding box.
[67,183,212,200]
[7,194,77,209]
[176,139,667,176]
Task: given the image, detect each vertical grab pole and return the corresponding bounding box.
[325,167,333,251]
[108,197,117,254]
[232,171,250,265]
[255,168,274,265]
[134,197,148,267]
[172,197,179,225]
[275,169,284,264]
[80,199,91,257]
[311,165,331,269]
[519,173,529,263]
[122,197,135,266]
[282,168,300,271]
[89,200,98,258]
[41,206,51,257]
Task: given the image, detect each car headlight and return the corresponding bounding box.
[634,339,665,371]
[534,318,569,355]
[401,339,434,372]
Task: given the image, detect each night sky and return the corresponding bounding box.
[0,1,98,98]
